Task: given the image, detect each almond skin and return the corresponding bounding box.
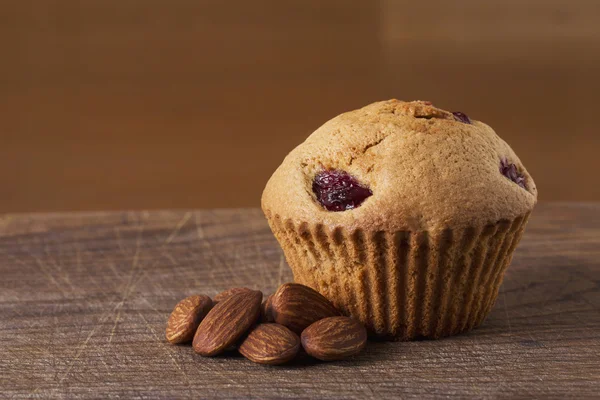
[261,294,275,323]
[271,283,339,334]
[301,316,367,361]
[193,290,262,356]
[213,287,253,303]
[239,323,300,365]
[165,295,213,344]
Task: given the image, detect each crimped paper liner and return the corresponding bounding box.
[265,212,530,341]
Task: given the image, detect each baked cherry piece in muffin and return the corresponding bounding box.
[500,158,527,189]
[312,170,372,211]
[452,111,471,124]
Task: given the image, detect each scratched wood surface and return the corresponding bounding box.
[0,203,599,399]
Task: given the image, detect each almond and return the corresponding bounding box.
[193,290,262,356]
[213,287,252,303]
[261,294,274,323]
[165,295,213,344]
[301,316,367,361]
[239,323,300,365]
[271,283,339,334]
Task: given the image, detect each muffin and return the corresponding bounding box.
[261,100,537,340]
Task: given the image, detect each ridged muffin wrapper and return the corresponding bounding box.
[265,212,530,341]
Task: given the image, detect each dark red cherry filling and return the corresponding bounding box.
[452,111,471,124]
[312,170,372,211]
[500,158,526,189]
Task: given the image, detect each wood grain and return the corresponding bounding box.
[0,204,599,398]
[1,1,599,213]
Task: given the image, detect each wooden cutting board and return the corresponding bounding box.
[1,203,598,398]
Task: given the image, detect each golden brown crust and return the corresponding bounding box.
[261,99,537,232]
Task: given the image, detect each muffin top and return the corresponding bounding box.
[262,100,537,232]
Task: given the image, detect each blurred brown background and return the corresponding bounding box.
[1,0,599,213]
